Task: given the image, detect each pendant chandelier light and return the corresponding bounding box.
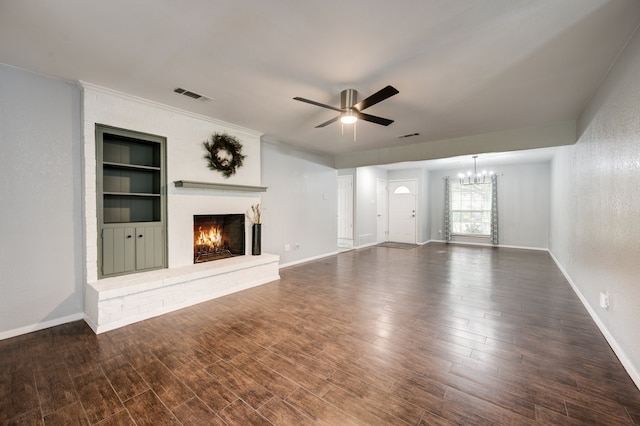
[458,155,494,185]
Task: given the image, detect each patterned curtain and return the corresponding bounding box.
[443,177,452,242]
[490,174,499,245]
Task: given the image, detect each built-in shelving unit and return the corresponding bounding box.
[97,125,167,278]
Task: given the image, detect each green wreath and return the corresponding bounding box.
[203,133,246,178]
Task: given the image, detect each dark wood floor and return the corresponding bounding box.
[2,243,640,425]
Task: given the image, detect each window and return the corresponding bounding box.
[393,185,410,194]
[450,182,492,235]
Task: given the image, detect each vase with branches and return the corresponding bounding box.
[246,204,262,255]
[246,203,262,225]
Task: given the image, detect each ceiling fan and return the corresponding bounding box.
[293,85,399,128]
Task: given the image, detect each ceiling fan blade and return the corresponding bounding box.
[353,85,399,111]
[357,112,394,126]
[315,115,341,128]
[293,97,343,112]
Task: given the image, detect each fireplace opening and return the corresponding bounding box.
[194,214,245,263]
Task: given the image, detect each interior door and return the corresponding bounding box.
[337,174,354,248]
[376,179,388,243]
[388,180,417,244]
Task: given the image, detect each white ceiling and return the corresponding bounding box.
[1,1,639,167]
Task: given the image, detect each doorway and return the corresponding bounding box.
[388,179,417,244]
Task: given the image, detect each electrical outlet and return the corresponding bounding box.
[599,291,610,309]
[284,244,291,252]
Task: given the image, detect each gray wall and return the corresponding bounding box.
[550,26,640,384]
[429,162,551,249]
[0,65,84,337]
[261,140,338,265]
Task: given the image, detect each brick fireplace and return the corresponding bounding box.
[81,83,279,334]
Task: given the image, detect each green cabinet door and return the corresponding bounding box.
[135,225,164,270]
[102,227,135,275]
[102,225,163,276]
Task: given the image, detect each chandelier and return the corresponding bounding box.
[458,155,494,185]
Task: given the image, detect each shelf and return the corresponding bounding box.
[103,136,161,169]
[104,192,160,197]
[174,180,267,192]
[103,195,161,223]
[104,161,161,171]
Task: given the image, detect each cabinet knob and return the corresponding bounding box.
[138,234,143,238]
[127,235,132,239]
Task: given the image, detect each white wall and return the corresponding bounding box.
[82,84,263,281]
[550,27,640,387]
[261,140,338,265]
[0,65,84,338]
[429,161,551,249]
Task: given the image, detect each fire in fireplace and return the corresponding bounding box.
[193,214,245,263]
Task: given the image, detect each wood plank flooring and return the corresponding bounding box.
[2,243,639,425]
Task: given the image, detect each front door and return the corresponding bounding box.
[388,180,417,244]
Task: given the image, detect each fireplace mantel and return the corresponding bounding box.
[174,180,267,192]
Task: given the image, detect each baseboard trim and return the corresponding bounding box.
[426,239,548,251]
[548,250,640,391]
[279,250,339,269]
[0,312,85,341]
[355,241,379,249]
[496,243,548,251]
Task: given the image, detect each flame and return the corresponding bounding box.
[195,226,223,249]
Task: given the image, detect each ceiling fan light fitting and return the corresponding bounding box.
[341,113,357,124]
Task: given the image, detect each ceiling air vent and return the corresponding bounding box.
[174,87,211,102]
[397,132,420,139]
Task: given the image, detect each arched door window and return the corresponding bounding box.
[393,185,410,194]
